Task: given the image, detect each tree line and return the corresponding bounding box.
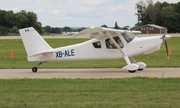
[44,22,128,35]
[43,26,87,35]
[0,9,126,35]
[136,0,180,33]
[0,9,89,35]
[0,10,44,35]
[1,0,180,36]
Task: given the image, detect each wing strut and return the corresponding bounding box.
[105,31,126,56]
[104,31,139,72]
[105,31,132,64]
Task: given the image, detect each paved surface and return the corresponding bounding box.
[0,68,180,79]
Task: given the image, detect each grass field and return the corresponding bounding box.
[1,37,180,108]
[0,37,180,69]
[0,78,180,108]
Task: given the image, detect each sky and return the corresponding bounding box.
[0,0,179,28]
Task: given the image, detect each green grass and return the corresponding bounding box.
[0,37,180,69]
[1,38,180,108]
[0,78,180,108]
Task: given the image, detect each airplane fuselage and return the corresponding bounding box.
[28,36,164,62]
[19,27,171,72]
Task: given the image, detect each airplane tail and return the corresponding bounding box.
[19,27,53,57]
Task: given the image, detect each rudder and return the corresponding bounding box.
[19,27,52,57]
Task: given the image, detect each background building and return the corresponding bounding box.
[133,24,167,34]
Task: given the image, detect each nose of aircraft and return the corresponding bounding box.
[162,35,171,40]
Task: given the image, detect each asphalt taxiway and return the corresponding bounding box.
[0,68,180,79]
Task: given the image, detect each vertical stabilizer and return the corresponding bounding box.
[19,27,52,57]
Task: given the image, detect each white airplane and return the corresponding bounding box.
[19,27,171,73]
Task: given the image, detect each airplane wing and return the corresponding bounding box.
[74,27,126,55]
[74,27,120,39]
[74,27,141,39]
[29,50,54,57]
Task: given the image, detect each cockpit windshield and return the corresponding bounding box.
[121,32,135,43]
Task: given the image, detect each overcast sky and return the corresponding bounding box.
[0,0,179,27]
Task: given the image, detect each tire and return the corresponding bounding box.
[128,70,136,73]
[32,67,38,72]
[138,68,143,71]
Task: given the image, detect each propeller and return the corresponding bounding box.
[162,34,171,59]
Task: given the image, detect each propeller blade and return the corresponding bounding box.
[161,34,171,59]
[163,35,169,59]
[164,40,169,56]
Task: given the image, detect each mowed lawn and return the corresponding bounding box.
[1,37,180,108]
[0,78,180,108]
[0,37,180,68]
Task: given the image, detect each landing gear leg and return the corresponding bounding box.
[32,61,46,73]
[105,32,138,73]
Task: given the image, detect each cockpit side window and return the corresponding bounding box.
[92,41,101,48]
[105,36,124,49]
[122,32,135,43]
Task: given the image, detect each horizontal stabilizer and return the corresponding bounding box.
[29,50,54,57]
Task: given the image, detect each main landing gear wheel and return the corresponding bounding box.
[31,61,46,73]
[128,70,136,73]
[138,68,144,71]
[32,67,38,73]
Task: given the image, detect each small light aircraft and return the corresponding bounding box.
[19,27,171,73]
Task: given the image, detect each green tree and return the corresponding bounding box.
[9,26,19,33]
[0,10,16,28]
[63,26,72,32]
[43,26,51,33]
[0,25,8,35]
[161,5,177,32]
[135,1,180,32]
[74,27,87,32]
[43,26,62,34]
[15,10,29,28]
[101,24,108,28]
[15,10,43,33]
[122,26,130,30]
[135,0,146,26]
[0,9,44,35]
[114,22,120,29]
[174,2,180,32]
